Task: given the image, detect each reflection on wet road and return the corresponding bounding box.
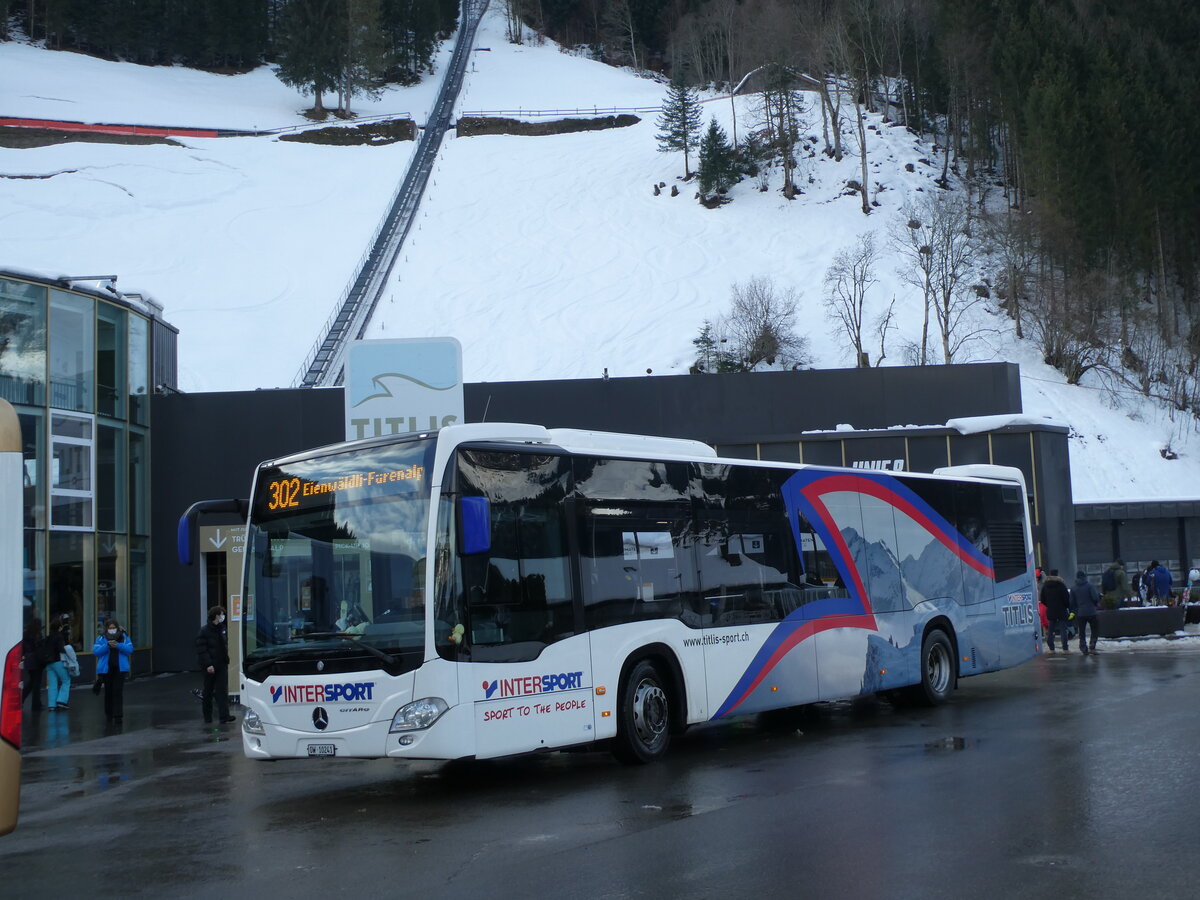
[8,644,1200,898]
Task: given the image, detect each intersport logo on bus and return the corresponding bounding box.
[482,671,584,700]
[270,682,376,704]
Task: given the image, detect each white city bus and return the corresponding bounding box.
[238,423,1039,764]
[1,399,23,832]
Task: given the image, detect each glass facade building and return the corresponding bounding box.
[1,271,176,665]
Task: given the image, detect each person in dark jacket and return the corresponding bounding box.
[22,616,46,711]
[196,606,235,725]
[1143,561,1161,603]
[1101,560,1132,608]
[1040,569,1073,653]
[1070,570,1101,655]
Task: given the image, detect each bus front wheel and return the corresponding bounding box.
[911,629,956,706]
[613,659,671,764]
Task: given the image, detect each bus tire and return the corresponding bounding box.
[612,659,671,764]
[911,629,956,706]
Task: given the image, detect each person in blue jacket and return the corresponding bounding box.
[1150,561,1174,604]
[93,617,134,723]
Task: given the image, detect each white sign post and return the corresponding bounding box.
[344,338,464,441]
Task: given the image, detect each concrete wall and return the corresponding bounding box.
[1075,501,1200,589]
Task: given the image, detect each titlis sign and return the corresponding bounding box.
[344,338,464,441]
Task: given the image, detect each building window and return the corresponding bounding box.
[129,427,149,535]
[23,530,45,625]
[49,289,94,413]
[0,277,47,406]
[96,423,126,532]
[129,536,150,649]
[18,409,44,529]
[50,412,94,530]
[48,531,93,644]
[128,314,149,426]
[97,303,127,419]
[97,534,127,639]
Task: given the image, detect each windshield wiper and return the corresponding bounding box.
[245,634,396,676]
[296,632,397,668]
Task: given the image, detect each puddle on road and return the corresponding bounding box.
[923,736,975,752]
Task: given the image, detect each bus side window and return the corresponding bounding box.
[794,513,851,602]
[574,457,698,630]
[696,466,798,626]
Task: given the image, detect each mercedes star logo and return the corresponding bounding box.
[312,707,329,730]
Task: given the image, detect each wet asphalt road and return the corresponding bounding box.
[7,641,1200,900]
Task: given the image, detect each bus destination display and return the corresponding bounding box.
[265,464,426,511]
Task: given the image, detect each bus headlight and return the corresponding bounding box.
[389,697,448,733]
[243,707,265,735]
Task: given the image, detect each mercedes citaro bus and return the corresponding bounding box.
[230,423,1038,764]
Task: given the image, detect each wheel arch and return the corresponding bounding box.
[921,616,960,683]
[617,643,688,734]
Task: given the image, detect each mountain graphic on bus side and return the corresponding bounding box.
[710,468,1007,719]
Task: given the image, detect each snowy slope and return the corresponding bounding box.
[0,6,1195,502]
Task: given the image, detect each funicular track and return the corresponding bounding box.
[295,0,490,388]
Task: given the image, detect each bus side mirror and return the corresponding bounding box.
[460,496,491,555]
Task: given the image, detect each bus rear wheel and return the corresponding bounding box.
[613,659,671,764]
[910,629,956,706]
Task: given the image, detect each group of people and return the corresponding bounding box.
[1039,559,1198,655]
[1098,559,1182,607]
[1038,568,1101,655]
[1129,560,1175,605]
[21,605,234,730]
[22,615,134,721]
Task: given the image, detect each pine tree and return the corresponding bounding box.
[380,0,455,83]
[276,0,342,114]
[697,117,735,203]
[656,71,703,179]
[338,0,389,116]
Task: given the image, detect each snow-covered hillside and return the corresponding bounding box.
[0,6,1196,502]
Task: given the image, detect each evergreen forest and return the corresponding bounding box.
[2,0,459,87]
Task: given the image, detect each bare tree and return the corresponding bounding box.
[830,0,873,214]
[753,63,806,198]
[721,277,811,370]
[981,204,1038,340]
[603,0,640,70]
[504,0,525,44]
[671,9,724,86]
[823,233,880,366]
[894,191,982,364]
[874,295,898,365]
[1025,261,1114,386]
[794,1,844,161]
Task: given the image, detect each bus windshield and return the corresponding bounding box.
[242,438,436,680]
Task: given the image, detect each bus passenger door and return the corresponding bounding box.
[575,484,707,729]
[452,449,596,759]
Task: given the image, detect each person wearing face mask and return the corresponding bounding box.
[196,606,235,725]
[92,617,134,723]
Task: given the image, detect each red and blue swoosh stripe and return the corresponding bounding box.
[710,468,993,719]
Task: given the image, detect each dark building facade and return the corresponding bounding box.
[1075,500,1200,591]
[150,362,1078,672]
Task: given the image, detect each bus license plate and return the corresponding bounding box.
[307,743,336,757]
